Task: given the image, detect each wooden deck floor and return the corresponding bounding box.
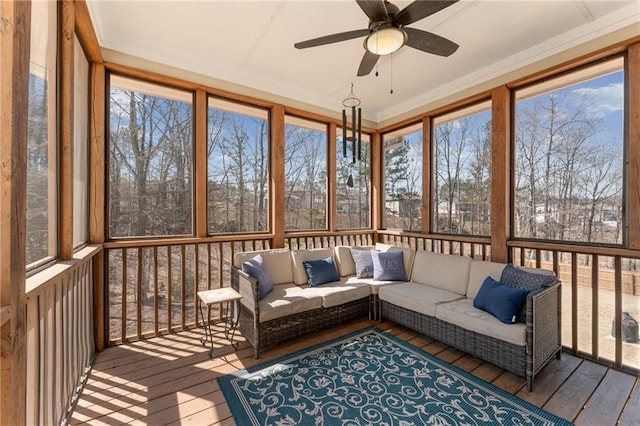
[71,319,639,426]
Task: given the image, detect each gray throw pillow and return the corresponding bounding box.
[350,248,374,278]
[241,254,274,300]
[371,250,406,281]
[501,264,557,322]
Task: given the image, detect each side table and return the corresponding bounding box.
[197,287,242,356]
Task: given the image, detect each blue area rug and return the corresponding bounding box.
[219,327,572,425]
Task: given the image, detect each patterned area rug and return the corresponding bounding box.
[219,327,572,426]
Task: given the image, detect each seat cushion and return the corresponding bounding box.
[435,299,526,346]
[234,249,293,285]
[346,276,407,295]
[291,248,335,285]
[258,283,323,322]
[299,277,371,308]
[379,282,464,317]
[410,250,472,296]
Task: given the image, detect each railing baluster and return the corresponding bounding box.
[154,246,159,335]
[592,253,599,360]
[137,247,142,339]
[195,244,200,327]
[167,245,172,332]
[181,244,186,330]
[122,248,127,342]
[571,252,578,355]
[615,255,623,368]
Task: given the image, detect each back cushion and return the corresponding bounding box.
[375,243,416,278]
[291,248,335,285]
[467,260,507,299]
[333,246,355,276]
[234,249,293,285]
[410,250,472,295]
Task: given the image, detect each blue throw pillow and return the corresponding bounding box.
[473,276,529,324]
[371,250,406,281]
[303,257,340,287]
[350,248,374,278]
[501,264,557,322]
[241,254,274,300]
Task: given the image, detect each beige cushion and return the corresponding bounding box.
[300,277,371,308]
[378,282,464,317]
[291,248,335,285]
[435,299,526,346]
[234,249,293,285]
[346,276,407,295]
[410,250,471,295]
[467,260,507,299]
[258,283,323,322]
[375,243,416,278]
[333,245,374,277]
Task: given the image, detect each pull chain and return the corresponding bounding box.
[390,53,394,94]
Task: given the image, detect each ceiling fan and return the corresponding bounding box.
[294,0,459,77]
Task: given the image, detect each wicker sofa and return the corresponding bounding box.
[231,244,412,358]
[231,244,561,391]
[379,249,562,391]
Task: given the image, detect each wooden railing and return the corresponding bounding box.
[380,230,640,373]
[509,240,640,373]
[103,230,640,374]
[378,230,492,260]
[284,230,376,250]
[25,245,100,426]
[103,231,376,344]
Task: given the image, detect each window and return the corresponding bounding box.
[285,116,327,230]
[433,102,492,235]
[26,0,57,267]
[73,36,89,248]
[336,131,370,229]
[514,58,624,244]
[207,97,269,234]
[108,75,194,238]
[383,124,422,231]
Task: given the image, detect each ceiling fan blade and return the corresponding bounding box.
[395,0,459,26]
[356,0,388,23]
[357,50,380,76]
[404,27,458,57]
[294,29,370,49]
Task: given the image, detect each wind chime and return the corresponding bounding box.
[342,83,362,188]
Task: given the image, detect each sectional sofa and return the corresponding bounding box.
[230,243,561,391]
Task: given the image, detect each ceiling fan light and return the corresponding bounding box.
[365,27,406,55]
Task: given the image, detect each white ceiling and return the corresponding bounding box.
[86,0,640,124]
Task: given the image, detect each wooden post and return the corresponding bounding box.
[59,0,75,260]
[271,105,285,248]
[491,86,511,263]
[195,89,208,238]
[370,132,382,237]
[0,1,31,424]
[628,42,640,249]
[89,62,106,351]
[328,123,337,232]
[422,117,432,235]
